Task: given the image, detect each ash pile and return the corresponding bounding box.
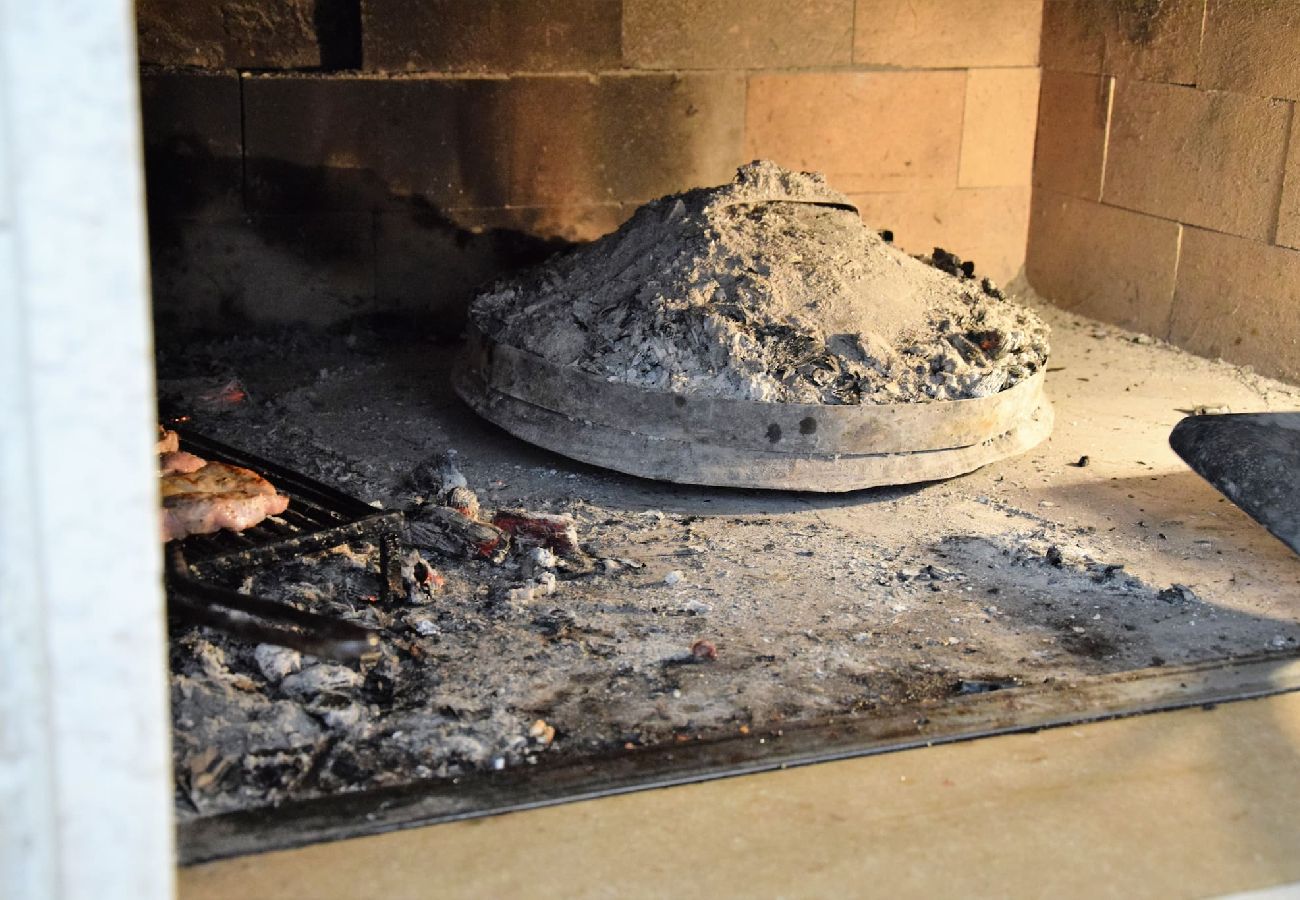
[472,160,1049,405]
[171,449,627,818]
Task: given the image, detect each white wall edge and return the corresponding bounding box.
[0,0,174,897]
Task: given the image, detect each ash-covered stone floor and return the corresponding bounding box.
[159,297,1300,819]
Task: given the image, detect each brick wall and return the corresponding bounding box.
[1027,0,1300,383]
[139,0,1043,335]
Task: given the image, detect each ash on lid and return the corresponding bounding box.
[471,161,1049,406]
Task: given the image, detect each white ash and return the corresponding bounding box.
[172,666,324,815]
[280,663,363,700]
[400,549,442,605]
[420,449,467,494]
[523,546,558,578]
[306,693,365,730]
[472,161,1049,405]
[253,644,302,683]
[445,485,481,519]
[406,613,440,637]
[505,585,535,605]
[156,313,1300,824]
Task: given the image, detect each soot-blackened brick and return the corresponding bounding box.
[506,73,746,207]
[139,69,243,219]
[623,0,853,69]
[137,0,323,69]
[362,0,621,73]
[243,75,511,212]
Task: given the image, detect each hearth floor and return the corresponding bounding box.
[159,298,1300,860]
[178,690,1300,899]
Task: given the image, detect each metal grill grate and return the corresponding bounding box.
[171,428,404,599]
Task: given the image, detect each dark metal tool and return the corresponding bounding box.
[1169,412,1300,556]
[167,547,380,663]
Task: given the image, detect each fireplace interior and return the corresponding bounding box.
[52,0,1300,891]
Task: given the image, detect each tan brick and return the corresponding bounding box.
[1032,70,1110,201]
[1026,190,1180,337]
[624,0,853,69]
[959,68,1040,188]
[1170,227,1300,383]
[1102,0,1203,84]
[1040,0,1203,83]
[247,73,745,213]
[1200,0,1300,101]
[745,71,965,195]
[243,75,512,212]
[1103,80,1290,243]
[848,188,1031,285]
[508,74,746,207]
[854,0,1041,68]
[1278,116,1300,250]
[363,0,622,73]
[1040,0,1104,73]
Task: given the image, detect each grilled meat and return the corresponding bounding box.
[160,450,205,475]
[161,460,289,541]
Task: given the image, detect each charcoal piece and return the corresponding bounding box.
[1158,584,1199,605]
[928,247,972,279]
[406,504,509,563]
[408,450,468,499]
[400,549,444,605]
[981,277,1004,300]
[445,485,481,520]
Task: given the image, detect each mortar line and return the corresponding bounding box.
[1271,100,1296,246]
[1097,75,1115,203]
[1165,222,1184,342]
[1196,0,1209,86]
[954,68,970,187]
[850,0,859,65]
[740,66,750,162]
[1093,193,1284,251]
[1086,193,1195,230]
[229,65,1020,82]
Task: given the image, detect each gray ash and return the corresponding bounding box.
[472,161,1050,405]
[159,317,1300,823]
